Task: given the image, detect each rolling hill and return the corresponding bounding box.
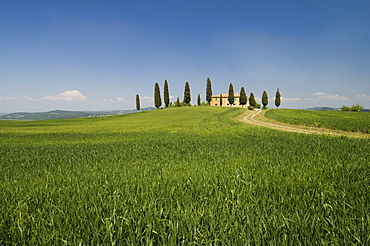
[0,108,155,120]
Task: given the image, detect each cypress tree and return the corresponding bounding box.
[164,79,169,108]
[136,94,140,111]
[176,97,180,107]
[154,83,162,109]
[228,83,234,106]
[275,88,281,108]
[249,93,256,107]
[206,77,212,105]
[220,94,223,106]
[184,82,191,105]
[262,90,268,108]
[197,94,201,106]
[240,87,247,107]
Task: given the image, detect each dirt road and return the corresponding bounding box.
[235,110,369,139]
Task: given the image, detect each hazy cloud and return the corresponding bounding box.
[0,96,17,100]
[270,97,301,103]
[281,97,301,102]
[140,96,154,102]
[354,94,370,101]
[312,92,349,101]
[103,97,133,104]
[115,97,125,103]
[108,97,126,103]
[21,95,39,101]
[303,98,315,101]
[312,92,326,96]
[41,90,89,102]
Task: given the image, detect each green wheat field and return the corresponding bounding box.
[1,107,369,245]
[265,109,370,133]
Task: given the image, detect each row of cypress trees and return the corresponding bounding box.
[222,83,281,109]
[135,78,281,110]
[151,80,193,109]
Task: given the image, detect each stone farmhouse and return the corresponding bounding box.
[210,93,248,107]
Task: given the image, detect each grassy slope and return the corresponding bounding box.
[1,107,369,244]
[265,109,370,133]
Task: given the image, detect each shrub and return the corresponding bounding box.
[341,105,351,111]
[351,104,364,111]
[341,104,364,111]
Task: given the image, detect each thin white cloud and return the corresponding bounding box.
[281,97,300,102]
[104,97,133,104]
[354,94,370,101]
[312,92,325,96]
[0,96,17,100]
[271,96,301,102]
[109,97,125,103]
[350,89,357,93]
[140,96,154,102]
[115,97,125,103]
[312,92,349,101]
[21,95,39,101]
[41,90,89,102]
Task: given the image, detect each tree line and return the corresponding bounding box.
[135,78,281,110]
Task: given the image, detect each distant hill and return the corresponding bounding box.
[0,108,155,121]
[0,110,91,120]
[305,107,369,112]
[305,107,340,111]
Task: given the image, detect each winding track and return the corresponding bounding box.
[235,110,369,139]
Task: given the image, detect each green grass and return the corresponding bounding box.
[265,109,370,133]
[1,107,369,244]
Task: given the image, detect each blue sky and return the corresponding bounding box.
[1,0,370,112]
